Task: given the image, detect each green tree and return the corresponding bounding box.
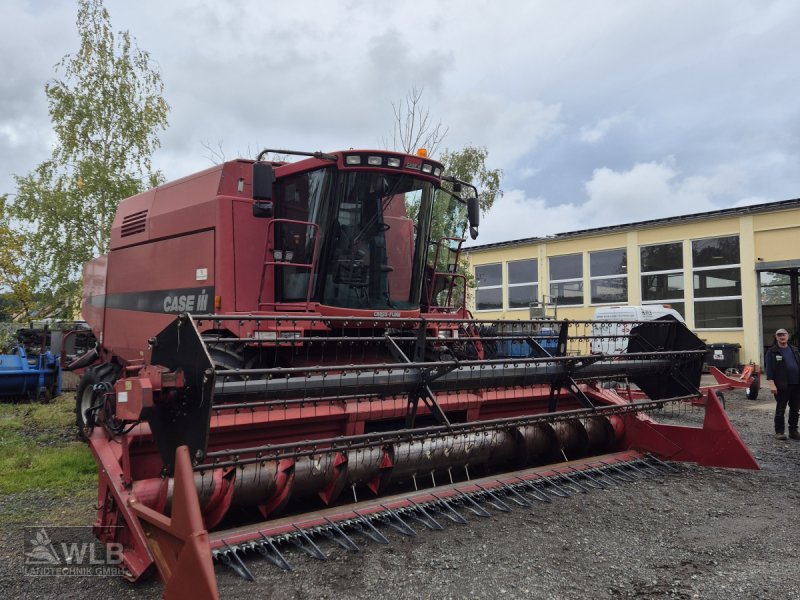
[386,89,502,245]
[0,195,41,322]
[8,0,169,317]
[436,145,502,242]
[386,88,502,309]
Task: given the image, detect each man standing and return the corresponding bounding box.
[764,328,800,440]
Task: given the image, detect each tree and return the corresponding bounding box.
[0,195,42,322]
[386,88,502,238]
[8,0,169,317]
[437,145,502,241]
[385,88,502,309]
[384,86,448,157]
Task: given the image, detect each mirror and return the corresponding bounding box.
[253,162,275,200]
[467,196,480,239]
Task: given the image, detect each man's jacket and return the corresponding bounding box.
[764,343,800,389]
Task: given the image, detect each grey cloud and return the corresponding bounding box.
[3,0,800,237]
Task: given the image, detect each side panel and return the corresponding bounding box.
[103,230,215,361]
[81,255,108,342]
[232,199,270,312]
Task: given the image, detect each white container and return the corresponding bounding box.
[590,305,684,354]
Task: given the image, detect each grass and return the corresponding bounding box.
[0,393,97,495]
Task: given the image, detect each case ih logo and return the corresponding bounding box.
[163,289,211,313]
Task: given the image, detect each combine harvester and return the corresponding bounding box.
[71,148,758,599]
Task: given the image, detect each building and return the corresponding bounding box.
[464,198,800,367]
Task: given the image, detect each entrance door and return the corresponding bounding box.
[758,266,800,352]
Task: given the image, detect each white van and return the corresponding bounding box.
[590,305,685,354]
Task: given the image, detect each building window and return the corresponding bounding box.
[590,248,627,304]
[475,263,502,311]
[640,242,685,317]
[549,254,583,305]
[692,235,742,328]
[760,272,796,306]
[507,259,538,309]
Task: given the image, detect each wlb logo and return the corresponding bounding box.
[24,527,125,577]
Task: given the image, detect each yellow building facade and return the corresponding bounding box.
[464,199,800,368]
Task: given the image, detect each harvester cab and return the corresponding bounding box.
[72,147,757,599]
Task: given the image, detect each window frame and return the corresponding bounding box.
[589,248,628,305]
[549,253,584,306]
[691,235,742,330]
[474,262,503,312]
[507,258,539,311]
[639,242,685,315]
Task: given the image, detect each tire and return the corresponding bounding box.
[746,374,760,400]
[75,363,119,438]
[37,388,52,404]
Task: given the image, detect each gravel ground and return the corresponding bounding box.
[2,383,799,600]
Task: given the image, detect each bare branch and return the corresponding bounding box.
[387,86,448,156]
[200,139,227,165]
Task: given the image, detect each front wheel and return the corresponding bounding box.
[75,363,119,438]
[746,373,760,400]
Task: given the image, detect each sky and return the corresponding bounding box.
[1,0,799,245]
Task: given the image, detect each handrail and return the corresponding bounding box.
[257,218,320,310]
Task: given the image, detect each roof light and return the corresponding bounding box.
[433,167,442,177]
[345,155,361,165]
[367,156,382,166]
[387,157,401,167]
[421,164,433,174]
[417,148,428,157]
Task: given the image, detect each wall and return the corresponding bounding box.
[465,203,800,367]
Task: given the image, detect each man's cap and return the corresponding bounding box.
[776,328,789,335]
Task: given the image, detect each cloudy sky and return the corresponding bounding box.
[2,0,799,245]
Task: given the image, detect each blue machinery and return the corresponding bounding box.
[0,334,62,402]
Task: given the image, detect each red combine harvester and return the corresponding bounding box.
[72,148,757,599]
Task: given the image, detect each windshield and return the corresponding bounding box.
[319,171,434,310]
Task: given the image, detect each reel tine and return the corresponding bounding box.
[541,475,571,498]
[323,517,360,552]
[409,500,444,531]
[598,460,636,483]
[379,505,417,536]
[476,485,511,512]
[631,456,664,477]
[565,466,606,490]
[494,480,532,507]
[618,460,649,480]
[256,534,292,571]
[517,477,552,504]
[519,479,552,504]
[557,471,590,493]
[647,454,678,473]
[351,511,391,545]
[221,541,255,581]
[457,490,492,517]
[585,465,617,487]
[432,495,468,524]
[291,525,327,560]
